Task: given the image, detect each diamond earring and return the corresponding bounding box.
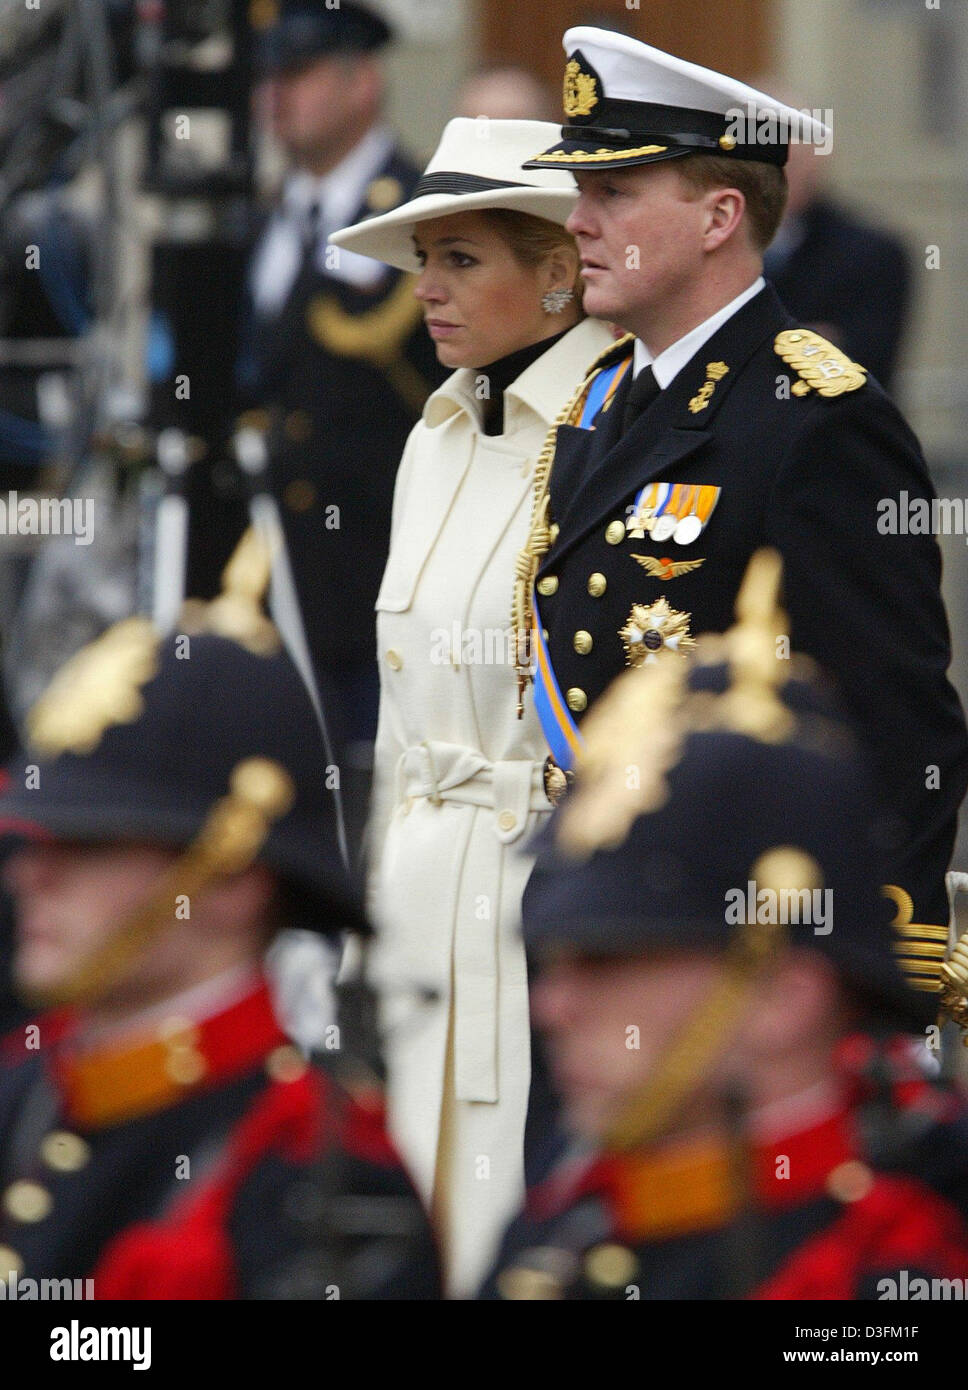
[541,288,574,315]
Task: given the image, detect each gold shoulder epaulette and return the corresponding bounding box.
[775,329,867,398]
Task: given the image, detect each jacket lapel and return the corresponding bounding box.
[543,286,791,572]
[548,349,633,520]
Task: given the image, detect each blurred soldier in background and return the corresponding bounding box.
[239,0,443,853]
[489,552,968,1301]
[761,82,912,394]
[0,535,438,1299]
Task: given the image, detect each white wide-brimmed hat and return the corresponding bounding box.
[329,118,579,272]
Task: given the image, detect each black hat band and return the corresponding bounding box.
[410,172,529,199]
[557,98,790,166]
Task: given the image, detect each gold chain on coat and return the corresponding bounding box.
[511,334,635,717]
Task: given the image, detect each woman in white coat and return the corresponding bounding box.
[330,120,612,1295]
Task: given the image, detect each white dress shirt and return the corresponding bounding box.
[632,275,766,388]
[250,124,395,314]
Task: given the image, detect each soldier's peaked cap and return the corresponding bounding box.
[525,27,828,172]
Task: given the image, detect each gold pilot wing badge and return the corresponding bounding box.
[775,330,867,398]
[563,58,599,118]
[632,555,706,581]
[620,597,696,667]
[27,617,161,758]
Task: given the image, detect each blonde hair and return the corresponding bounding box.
[480,208,585,302]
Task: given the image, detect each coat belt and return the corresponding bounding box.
[395,741,550,1102]
[397,741,550,840]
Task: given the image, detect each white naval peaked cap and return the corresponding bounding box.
[525,27,829,172]
[329,119,579,273]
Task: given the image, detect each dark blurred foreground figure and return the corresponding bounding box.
[488,551,968,1301]
[241,0,442,772]
[0,534,439,1299]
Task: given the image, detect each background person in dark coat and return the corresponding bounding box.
[240,0,444,852]
[763,113,912,394]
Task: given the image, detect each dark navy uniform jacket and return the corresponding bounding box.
[535,283,968,929]
[240,144,445,680]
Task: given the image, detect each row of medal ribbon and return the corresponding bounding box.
[629,480,722,545]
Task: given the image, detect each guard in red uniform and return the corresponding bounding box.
[489,551,968,1301]
[0,537,439,1299]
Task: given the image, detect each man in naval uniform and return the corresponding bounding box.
[241,0,444,794]
[490,553,968,1301]
[0,538,438,1299]
[512,28,967,937]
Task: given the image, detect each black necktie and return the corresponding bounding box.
[621,365,661,432]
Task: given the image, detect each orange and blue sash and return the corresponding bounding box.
[578,356,631,427]
[532,598,583,771]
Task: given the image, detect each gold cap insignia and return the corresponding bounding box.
[563,58,598,118]
[775,330,867,398]
[27,618,160,759]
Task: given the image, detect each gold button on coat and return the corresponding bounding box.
[0,1245,23,1277]
[826,1160,875,1204]
[41,1132,91,1173]
[587,573,607,597]
[266,1044,308,1084]
[549,522,560,543]
[573,630,593,655]
[497,810,517,832]
[584,1243,639,1288]
[605,520,625,545]
[537,576,558,596]
[566,688,587,713]
[386,649,403,670]
[3,1180,53,1224]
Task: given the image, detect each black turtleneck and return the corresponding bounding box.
[475,327,572,436]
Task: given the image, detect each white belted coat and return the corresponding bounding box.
[366,318,612,1295]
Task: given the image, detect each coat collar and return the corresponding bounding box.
[542,284,791,571]
[50,977,291,1130]
[422,318,613,435]
[527,1101,857,1245]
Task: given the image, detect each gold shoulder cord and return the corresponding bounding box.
[512,334,635,717]
[604,843,812,1153]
